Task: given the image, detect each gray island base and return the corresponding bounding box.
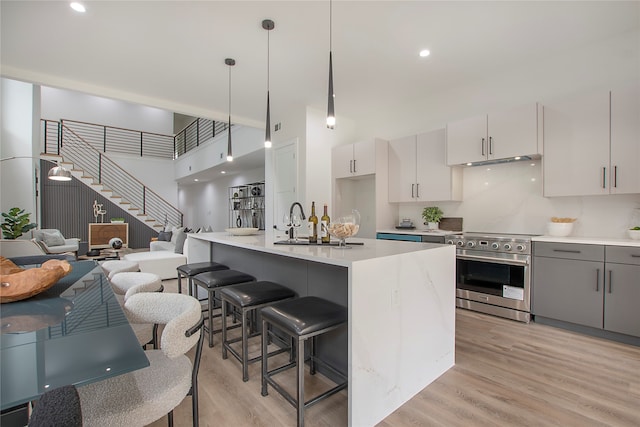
[187,232,455,426]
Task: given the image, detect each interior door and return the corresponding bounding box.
[273,141,298,240]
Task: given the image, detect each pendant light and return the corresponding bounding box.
[263,19,275,148]
[47,163,72,181]
[326,0,335,129]
[225,58,235,162]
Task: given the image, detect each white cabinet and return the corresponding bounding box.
[332,140,376,179]
[446,102,540,165]
[543,85,640,197]
[389,129,462,202]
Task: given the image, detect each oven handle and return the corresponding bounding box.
[457,253,530,266]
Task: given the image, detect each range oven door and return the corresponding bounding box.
[456,251,530,312]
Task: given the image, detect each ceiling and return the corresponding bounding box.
[2,1,639,134]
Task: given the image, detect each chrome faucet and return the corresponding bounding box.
[288,202,306,239]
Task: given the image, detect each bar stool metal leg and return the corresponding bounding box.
[297,338,305,427]
[261,318,269,397]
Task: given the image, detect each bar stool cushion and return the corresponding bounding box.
[220,281,296,308]
[192,269,255,289]
[177,261,228,276]
[261,296,347,336]
[101,260,139,280]
[110,272,162,299]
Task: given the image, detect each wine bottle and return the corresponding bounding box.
[321,203,330,244]
[308,201,318,243]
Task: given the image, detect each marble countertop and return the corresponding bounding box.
[532,235,640,247]
[377,229,461,236]
[189,231,451,267]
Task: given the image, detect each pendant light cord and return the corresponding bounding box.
[267,28,270,92]
[329,0,332,52]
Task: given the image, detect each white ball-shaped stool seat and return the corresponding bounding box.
[101,260,139,280]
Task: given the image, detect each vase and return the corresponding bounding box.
[427,222,439,230]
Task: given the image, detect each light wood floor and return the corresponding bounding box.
[150,279,640,427]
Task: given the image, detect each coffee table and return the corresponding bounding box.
[78,249,124,261]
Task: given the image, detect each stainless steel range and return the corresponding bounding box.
[445,232,533,323]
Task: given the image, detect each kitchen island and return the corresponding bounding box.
[186,232,455,427]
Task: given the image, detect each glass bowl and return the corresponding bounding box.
[327,210,360,247]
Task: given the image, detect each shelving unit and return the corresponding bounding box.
[229,182,265,229]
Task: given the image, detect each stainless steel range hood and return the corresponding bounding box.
[460,154,541,167]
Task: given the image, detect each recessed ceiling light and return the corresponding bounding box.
[419,49,430,58]
[70,2,86,12]
[194,179,199,182]
[514,156,521,160]
[220,171,226,174]
[466,162,472,166]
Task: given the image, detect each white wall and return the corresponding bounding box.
[178,166,265,231]
[397,161,640,239]
[41,86,173,134]
[1,78,40,224]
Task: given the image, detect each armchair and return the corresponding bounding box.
[32,229,80,258]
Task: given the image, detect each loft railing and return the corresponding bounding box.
[174,118,229,158]
[42,119,183,227]
[43,118,230,160]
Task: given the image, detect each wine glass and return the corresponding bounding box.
[291,214,302,242]
[282,213,291,240]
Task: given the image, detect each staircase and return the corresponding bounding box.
[42,120,182,231]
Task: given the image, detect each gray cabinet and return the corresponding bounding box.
[604,246,640,337]
[532,243,604,328]
[533,242,640,338]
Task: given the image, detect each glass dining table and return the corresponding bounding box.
[0,260,149,415]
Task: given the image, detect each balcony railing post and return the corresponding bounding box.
[140,132,143,157]
[98,153,102,184]
[196,118,200,147]
[103,126,107,153]
[59,120,63,153]
[142,186,146,215]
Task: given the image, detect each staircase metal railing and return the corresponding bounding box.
[42,119,183,227]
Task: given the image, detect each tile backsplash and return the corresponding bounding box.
[399,161,640,238]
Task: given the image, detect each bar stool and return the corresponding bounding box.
[177,261,229,295]
[110,272,164,349]
[261,296,348,427]
[220,281,297,381]
[191,269,256,347]
[101,260,139,280]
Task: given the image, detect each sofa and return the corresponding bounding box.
[122,226,188,280]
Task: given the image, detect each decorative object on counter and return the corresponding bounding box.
[1,207,37,239]
[327,210,360,248]
[109,237,123,250]
[262,19,275,148]
[110,217,125,223]
[439,217,463,232]
[0,257,72,303]
[225,57,236,162]
[396,218,415,229]
[236,215,242,228]
[92,200,106,223]
[628,226,640,240]
[547,217,577,237]
[225,227,259,236]
[422,206,444,230]
[326,0,335,129]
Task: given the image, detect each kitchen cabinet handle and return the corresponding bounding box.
[552,249,581,254]
[349,160,353,173]
[481,138,485,156]
[411,184,415,198]
[608,270,612,293]
[602,167,606,189]
[353,159,357,173]
[416,183,420,198]
[613,165,618,188]
[596,268,600,291]
[631,255,640,258]
[489,136,493,155]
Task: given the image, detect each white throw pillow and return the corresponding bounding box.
[42,230,65,247]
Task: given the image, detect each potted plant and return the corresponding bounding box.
[422,206,444,230]
[1,207,37,239]
[110,217,125,223]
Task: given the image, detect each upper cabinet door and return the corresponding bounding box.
[446,114,487,165]
[488,103,539,160]
[416,129,462,201]
[543,89,611,197]
[353,140,376,177]
[332,144,354,179]
[388,135,417,202]
[610,84,640,194]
